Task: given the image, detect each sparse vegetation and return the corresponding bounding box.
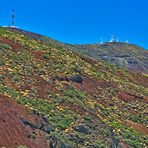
[0,27,147,147]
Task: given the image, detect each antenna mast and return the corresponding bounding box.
[12,9,15,26]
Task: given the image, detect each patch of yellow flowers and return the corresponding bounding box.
[20,90,30,96]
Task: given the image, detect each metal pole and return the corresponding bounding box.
[12,9,14,26]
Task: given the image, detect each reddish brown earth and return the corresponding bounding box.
[72,75,114,96]
[4,77,20,91]
[0,36,23,51]
[0,29,147,147]
[32,50,45,60]
[125,120,148,135]
[119,92,148,103]
[63,102,88,116]
[119,93,136,102]
[34,80,59,99]
[95,99,108,108]
[118,142,131,148]
[0,95,48,148]
[130,73,148,88]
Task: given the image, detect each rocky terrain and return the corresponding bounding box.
[0,27,148,148]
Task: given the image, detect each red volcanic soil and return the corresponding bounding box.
[62,102,88,116]
[125,120,148,135]
[119,92,148,103]
[118,142,131,148]
[72,74,114,96]
[0,36,23,51]
[0,95,48,148]
[32,50,45,60]
[131,73,148,88]
[34,80,59,99]
[4,77,20,91]
[119,93,136,102]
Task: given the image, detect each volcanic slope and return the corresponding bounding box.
[8,27,148,74]
[0,27,148,148]
[71,43,148,74]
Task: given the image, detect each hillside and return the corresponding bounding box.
[69,43,148,74]
[8,27,148,74]
[0,27,148,148]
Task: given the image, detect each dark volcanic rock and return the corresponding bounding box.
[74,125,89,134]
[48,136,71,148]
[20,118,54,133]
[69,75,83,85]
[55,75,83,85]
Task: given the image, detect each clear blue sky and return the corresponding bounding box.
[0,0,148,49]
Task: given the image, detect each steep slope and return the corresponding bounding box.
[0,95,49,148]
[8,27,148,74]
[0,27,148,148]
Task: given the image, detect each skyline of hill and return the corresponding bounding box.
[7,27,148,74]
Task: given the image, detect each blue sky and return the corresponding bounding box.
[0,0,148,49]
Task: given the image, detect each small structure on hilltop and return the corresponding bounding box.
[100,38,104,44]
[10,9,18,28]
[3,9,18,28]
[109,35,115,42]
